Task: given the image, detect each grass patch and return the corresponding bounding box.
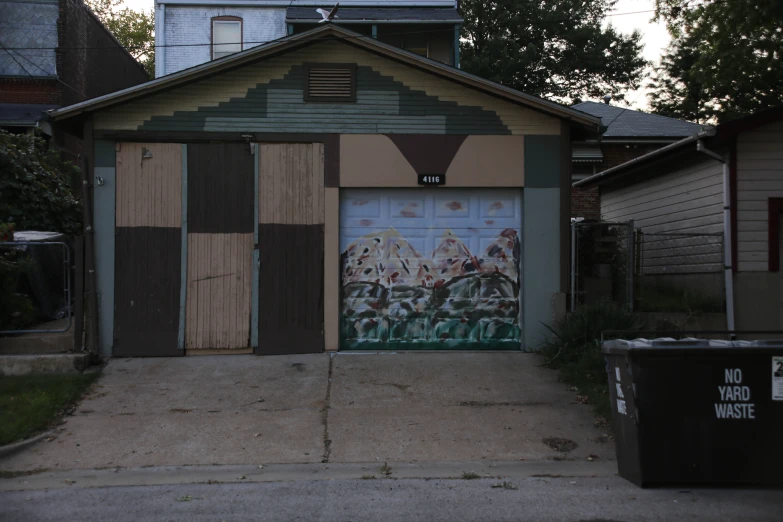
[637,282,723,313]
[379,462,392,477]
[461,472,481,480]
[0,372,99,445]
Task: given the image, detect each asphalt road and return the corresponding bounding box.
[2,476,780,522]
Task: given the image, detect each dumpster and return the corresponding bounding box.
[603,338,783,487]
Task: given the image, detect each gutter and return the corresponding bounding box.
[695,137,736,335]
[573,128,714,188]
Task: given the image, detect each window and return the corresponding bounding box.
[212,18,242,60]
[304,64,356,102]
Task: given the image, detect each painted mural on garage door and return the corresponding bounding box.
[340,190,522,350]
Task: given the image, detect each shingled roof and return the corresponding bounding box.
[572,101,703,139]
[286,7,462,23]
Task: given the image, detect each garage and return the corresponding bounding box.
[340,189,522,350]
[50,24,599,356]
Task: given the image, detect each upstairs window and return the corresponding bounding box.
[212,17,242,60]
[304,64,357,102]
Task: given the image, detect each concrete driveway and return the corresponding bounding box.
[0,353,612,472]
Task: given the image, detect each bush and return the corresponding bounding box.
[0,130,82,236]
[541,301,642,422]
[541,301,641,369]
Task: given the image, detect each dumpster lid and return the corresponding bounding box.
[602,338,783,355]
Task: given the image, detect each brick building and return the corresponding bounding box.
[570,100,704,221]
[0,0,148,157]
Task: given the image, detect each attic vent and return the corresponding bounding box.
[305,64,356,102]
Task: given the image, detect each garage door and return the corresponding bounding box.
[340,189,522,350]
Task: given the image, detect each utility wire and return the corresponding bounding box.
[0,6,667,53]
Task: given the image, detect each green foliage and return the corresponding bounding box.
[541,301,640,422]
[459,0,648,104]
[541,301,640,369]
[0,131,82,236]
[637,281,723,314]
[0,373,99,445]
[87,0,155,78]
[649,0,783,123]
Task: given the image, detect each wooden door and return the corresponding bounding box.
[257,143,325,355]
[113,143,183,356]
[185,143,255,352]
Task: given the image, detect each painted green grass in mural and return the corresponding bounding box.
[0,372,99,445]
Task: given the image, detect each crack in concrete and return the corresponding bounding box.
[457,401,549,407]
[321,354,334,464]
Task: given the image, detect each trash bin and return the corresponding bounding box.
[603,338,783,487]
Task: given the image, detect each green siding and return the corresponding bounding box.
[523,188,560,350]
[524,135,561,188]
[140,65,510,135]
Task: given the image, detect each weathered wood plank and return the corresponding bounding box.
[115,143,182,228]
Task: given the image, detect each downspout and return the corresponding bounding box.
[156,3,165,78]
[696,133,735,333]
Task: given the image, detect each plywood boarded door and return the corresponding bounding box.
[257,143,325,355]
[114,143,183,357]
[185,143,255,352]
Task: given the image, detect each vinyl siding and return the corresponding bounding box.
[736,120,783,271]
[601,158,724,274]
[94,40,559,135]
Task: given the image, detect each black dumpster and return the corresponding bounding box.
[603,338,783,487]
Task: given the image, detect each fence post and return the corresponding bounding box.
[627,220,635,312]
[73,235,84,351]
[570,221,577,312]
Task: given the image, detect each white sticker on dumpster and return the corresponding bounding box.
[774,357,783,401]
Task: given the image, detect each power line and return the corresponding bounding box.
[0,5,674,53]
[1,42,88,99]
[0,41,39,78]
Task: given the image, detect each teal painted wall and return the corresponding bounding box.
[139,65,510,135]
[524,135,561,188]
[93,141,116,356]
[523,188,560,350]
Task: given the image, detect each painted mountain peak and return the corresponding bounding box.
[342,227,519,288]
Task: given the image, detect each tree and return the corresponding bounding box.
[0,131,82,236]
[87,0,155,78]
[459,0,648,105]
[649,0,783,123]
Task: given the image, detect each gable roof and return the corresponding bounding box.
[48,24,600,130]
[572,101,703,139]
[573,105,783,188]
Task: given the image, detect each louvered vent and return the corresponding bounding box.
[305,65,356,102]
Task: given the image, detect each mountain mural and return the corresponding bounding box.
[341,227,522,348]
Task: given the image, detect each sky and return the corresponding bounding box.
[123,0,670,109]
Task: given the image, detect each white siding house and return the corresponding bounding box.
[735,120,783,272]
[154,0,461,78]
[575,107,783,332]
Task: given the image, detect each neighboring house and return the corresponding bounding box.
[155,0,462,78]
[570,100,703,220]
[49,24,601,357]
[0,0,148,157]
[574,106,783,333]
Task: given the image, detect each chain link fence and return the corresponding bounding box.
[571,223,726,320]
[570,221,635,311]
[635,232,725,314]
[0,241,72,334]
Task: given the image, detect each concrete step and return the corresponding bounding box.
[0,353,90,376]
[0,319,74,355]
